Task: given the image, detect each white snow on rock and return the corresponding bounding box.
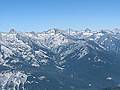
[106,76,112,80]
[0,71,27,90]
[38,76,46,80]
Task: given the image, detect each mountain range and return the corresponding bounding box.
[0,28,120,90]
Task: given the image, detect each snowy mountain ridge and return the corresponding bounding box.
[0,28,120,90]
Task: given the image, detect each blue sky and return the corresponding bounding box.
[0,0,120,32]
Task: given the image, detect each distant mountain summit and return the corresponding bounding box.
[9,28,17,34]
[0,28,120,90]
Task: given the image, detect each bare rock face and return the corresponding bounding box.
[0,71,27,90]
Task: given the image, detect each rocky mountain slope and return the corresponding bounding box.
[0,28,120,90]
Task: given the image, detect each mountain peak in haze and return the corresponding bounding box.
[9,28,17,34]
